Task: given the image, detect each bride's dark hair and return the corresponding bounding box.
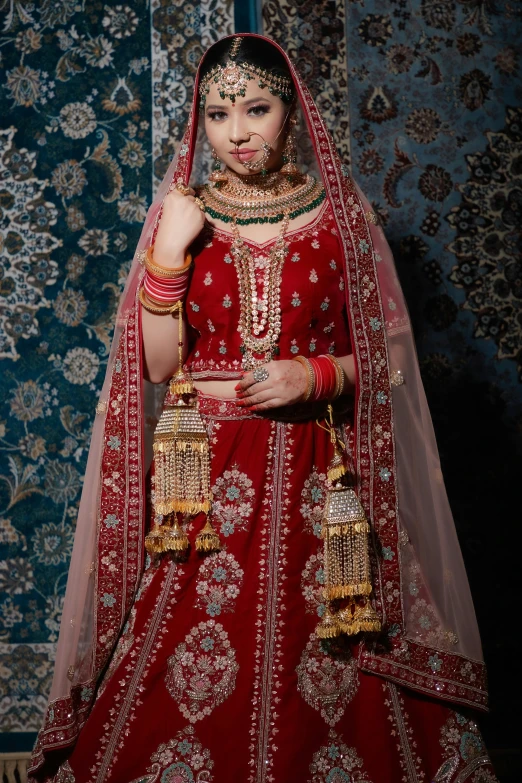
[199,36,295,103]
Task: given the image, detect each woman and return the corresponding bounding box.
[29,34,496,783]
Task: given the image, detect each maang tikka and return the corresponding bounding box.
[199,36,294,107]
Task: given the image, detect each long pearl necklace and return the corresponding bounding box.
[230,214,290,370]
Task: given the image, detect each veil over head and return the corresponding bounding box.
[29,33,487,776]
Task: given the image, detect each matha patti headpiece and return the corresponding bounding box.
[199,36,294,106]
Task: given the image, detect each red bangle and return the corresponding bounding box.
[143,269,189,305]
[308,355,339,401]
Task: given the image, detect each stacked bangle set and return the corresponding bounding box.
[139,247,192,315]
[293,354,345,402]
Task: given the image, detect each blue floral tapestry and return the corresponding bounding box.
[263,0,521,760]
[0,0,233,753]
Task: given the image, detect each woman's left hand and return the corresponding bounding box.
[235,360,307,410]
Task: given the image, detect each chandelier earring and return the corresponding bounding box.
[208,148,228,184]
[280,118,300,178]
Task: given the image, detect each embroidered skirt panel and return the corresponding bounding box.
[55,397,496,783]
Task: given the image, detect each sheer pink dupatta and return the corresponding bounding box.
[29,116,197,774]
[268,36,486,707]
[30,29,487,780]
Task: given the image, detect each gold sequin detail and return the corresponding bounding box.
[390,369,405,387]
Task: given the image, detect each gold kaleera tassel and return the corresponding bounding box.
[145,301,221,556]
[316,405,381,639]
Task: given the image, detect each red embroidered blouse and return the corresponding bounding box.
[185,202,352,377]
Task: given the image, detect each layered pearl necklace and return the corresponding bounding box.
[230,214,290,370]
[203,168,325,369]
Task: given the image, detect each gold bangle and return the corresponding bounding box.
[325,354,345,399]
[139,287,181,316]
[293,356,315,402]
[145,247,193,279]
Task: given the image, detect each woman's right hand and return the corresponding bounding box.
[153,188,206,267]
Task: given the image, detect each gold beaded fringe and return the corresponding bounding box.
[315,405,381,639]
[144,298,221,556]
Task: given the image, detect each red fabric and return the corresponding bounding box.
[54,394,495,782]
[184,204,351,377]
[33,226,497,782]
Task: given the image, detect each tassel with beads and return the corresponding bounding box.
[145,301,221,555]
[315,405,381,639]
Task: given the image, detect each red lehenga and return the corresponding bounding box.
[29,34,497,783]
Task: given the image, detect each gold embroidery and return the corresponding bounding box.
[67,665,75,680]
[96,400,108,414]
[309,728,373,782]
[296,632,359,725]
[165,620,239,722]
[365,209,378,225]
[390,369,405,387]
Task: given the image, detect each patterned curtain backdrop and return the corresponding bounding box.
[0,0,232,756]
[263,0,521,762]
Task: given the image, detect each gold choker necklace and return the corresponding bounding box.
[199,170,325,226]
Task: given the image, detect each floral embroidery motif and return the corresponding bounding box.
[203,272,212,286]
[165,620,239,723]
[440,712,487,761]
[195,550,244,617]
[54,762,75,782]
[296,633,359,726]
[471,771,500,783]
[291,292,301,307]
[432,756,460,783]
[211,465,255,537]
[308,728,373,782]
[128,725,214,782]
[408,596,448,648]
[435,711,496,781]
[222,294,232,308]
[310,268,318,282]
[301,550,327,618]
[300,467,328,537]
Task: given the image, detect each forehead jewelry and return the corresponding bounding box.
[199,37,294,106]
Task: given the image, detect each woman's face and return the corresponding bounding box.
[203,78,290,175]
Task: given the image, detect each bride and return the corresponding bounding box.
[29,34,496,783]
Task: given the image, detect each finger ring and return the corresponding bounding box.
[194,197,206,212]
[175,182,190,196]
[253,367,269,383]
